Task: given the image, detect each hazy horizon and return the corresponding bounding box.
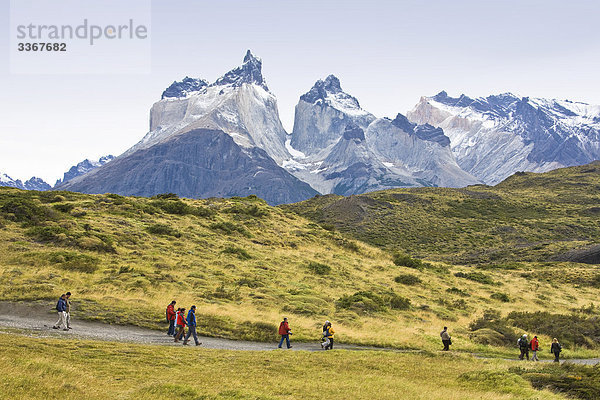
[1,0,599,183]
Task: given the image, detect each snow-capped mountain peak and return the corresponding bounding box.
[300,74,367,117]
[211,49,268,91]
[407,91,600,184]
[161,77,209,99]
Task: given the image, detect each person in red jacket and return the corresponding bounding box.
[530,335,540,361]
[277,317,292,349]
[174,308,187,343]
[166,300,177,336]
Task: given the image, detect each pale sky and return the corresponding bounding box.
[1,0,599,184]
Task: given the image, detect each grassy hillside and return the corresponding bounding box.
[0,163,599,356]
[283,162,600,265]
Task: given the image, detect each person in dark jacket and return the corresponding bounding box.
[52,294,68,331]
[440,327,451,351]
[518,334,529,360]
[278,317,292,349]
[551,338,562,362]
[174,308,186,343]
[183,305,201,346]
[166,301,176,336]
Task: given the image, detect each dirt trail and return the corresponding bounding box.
[0,302,599,364]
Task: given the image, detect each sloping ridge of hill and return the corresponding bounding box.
[283,162,600,264]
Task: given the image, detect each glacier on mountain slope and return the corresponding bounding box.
[407,91,600,184]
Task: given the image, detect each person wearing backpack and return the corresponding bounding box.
[530,335,539,361]
[166,300,177,336]
[278,317,292,349]
[174,308,187,343]
[440,327,451,351]
[52,294,68,331]
[324,323,335,350]
[551,338,562,362]
[183,305,201,346]
[518,334,529,360]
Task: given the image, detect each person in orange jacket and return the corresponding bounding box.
[174,308,187,343]
[530,336,540,361]
[278,317,292,349]
[166,300,177,336]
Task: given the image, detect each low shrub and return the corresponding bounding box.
[446,287,470,297]
[0,198,55,225]
[146,223,182,238]
[222,246,252,260]
[491,292,510,302]
[224,204,269,217]
[306,261,331,275]
[469,309,519,346]
[455,271,496,285]
[52,203,75,213]
[393,253,423,269]
[394,273,421,285]
[336,291,410,314]
[25,225,68,243]
[209,221,251,237]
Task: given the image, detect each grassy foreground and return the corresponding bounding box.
[0,333,568,400]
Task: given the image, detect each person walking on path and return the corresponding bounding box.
[530,336,539,361]
[440,327,451,351]
[166,301,176,336]
[183,305,201,346]
[52,294,68,331]
[174,308,187,343]
[278,317,292,349]
[324,322,335,350]
[518,334,530,360]
[551,338,562,362]
[65,292,73,330]
[321,320,331,349]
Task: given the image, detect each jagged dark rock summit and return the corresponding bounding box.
[162,77,208,99]
[211,50,268,91]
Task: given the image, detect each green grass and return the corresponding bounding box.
[0,333,571,400]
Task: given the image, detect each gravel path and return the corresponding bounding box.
[1,302,598,364]
[0,301,380,352]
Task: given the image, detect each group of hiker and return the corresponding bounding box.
[165,301,201,346]
[53,292,73,331]
[518,334,562,362]
[50,294,565,361]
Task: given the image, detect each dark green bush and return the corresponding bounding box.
[25,225,67,243]
[490,292,510,302]
[209,221,251,237]
[389,293,411,310]
[393,253,423,269]
[152,193,179,200]
[307,261,331,275]
[469,309,519,346]
[224,204,269,217]
[146,223,181,238]
[336,291,387,314]
[394,274,422,285]
[0,198,54,225]
[52,203,75,213]
[222,246,251,260]
[446,287,470,297]
[454,271,496,285]
[151,198,215,218]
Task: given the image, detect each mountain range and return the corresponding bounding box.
[3,51,600,204]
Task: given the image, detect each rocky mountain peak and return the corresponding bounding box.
[161,77,209,99]
[211,49,268,91]
[391,113,416,133]
[300,74,353,105]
